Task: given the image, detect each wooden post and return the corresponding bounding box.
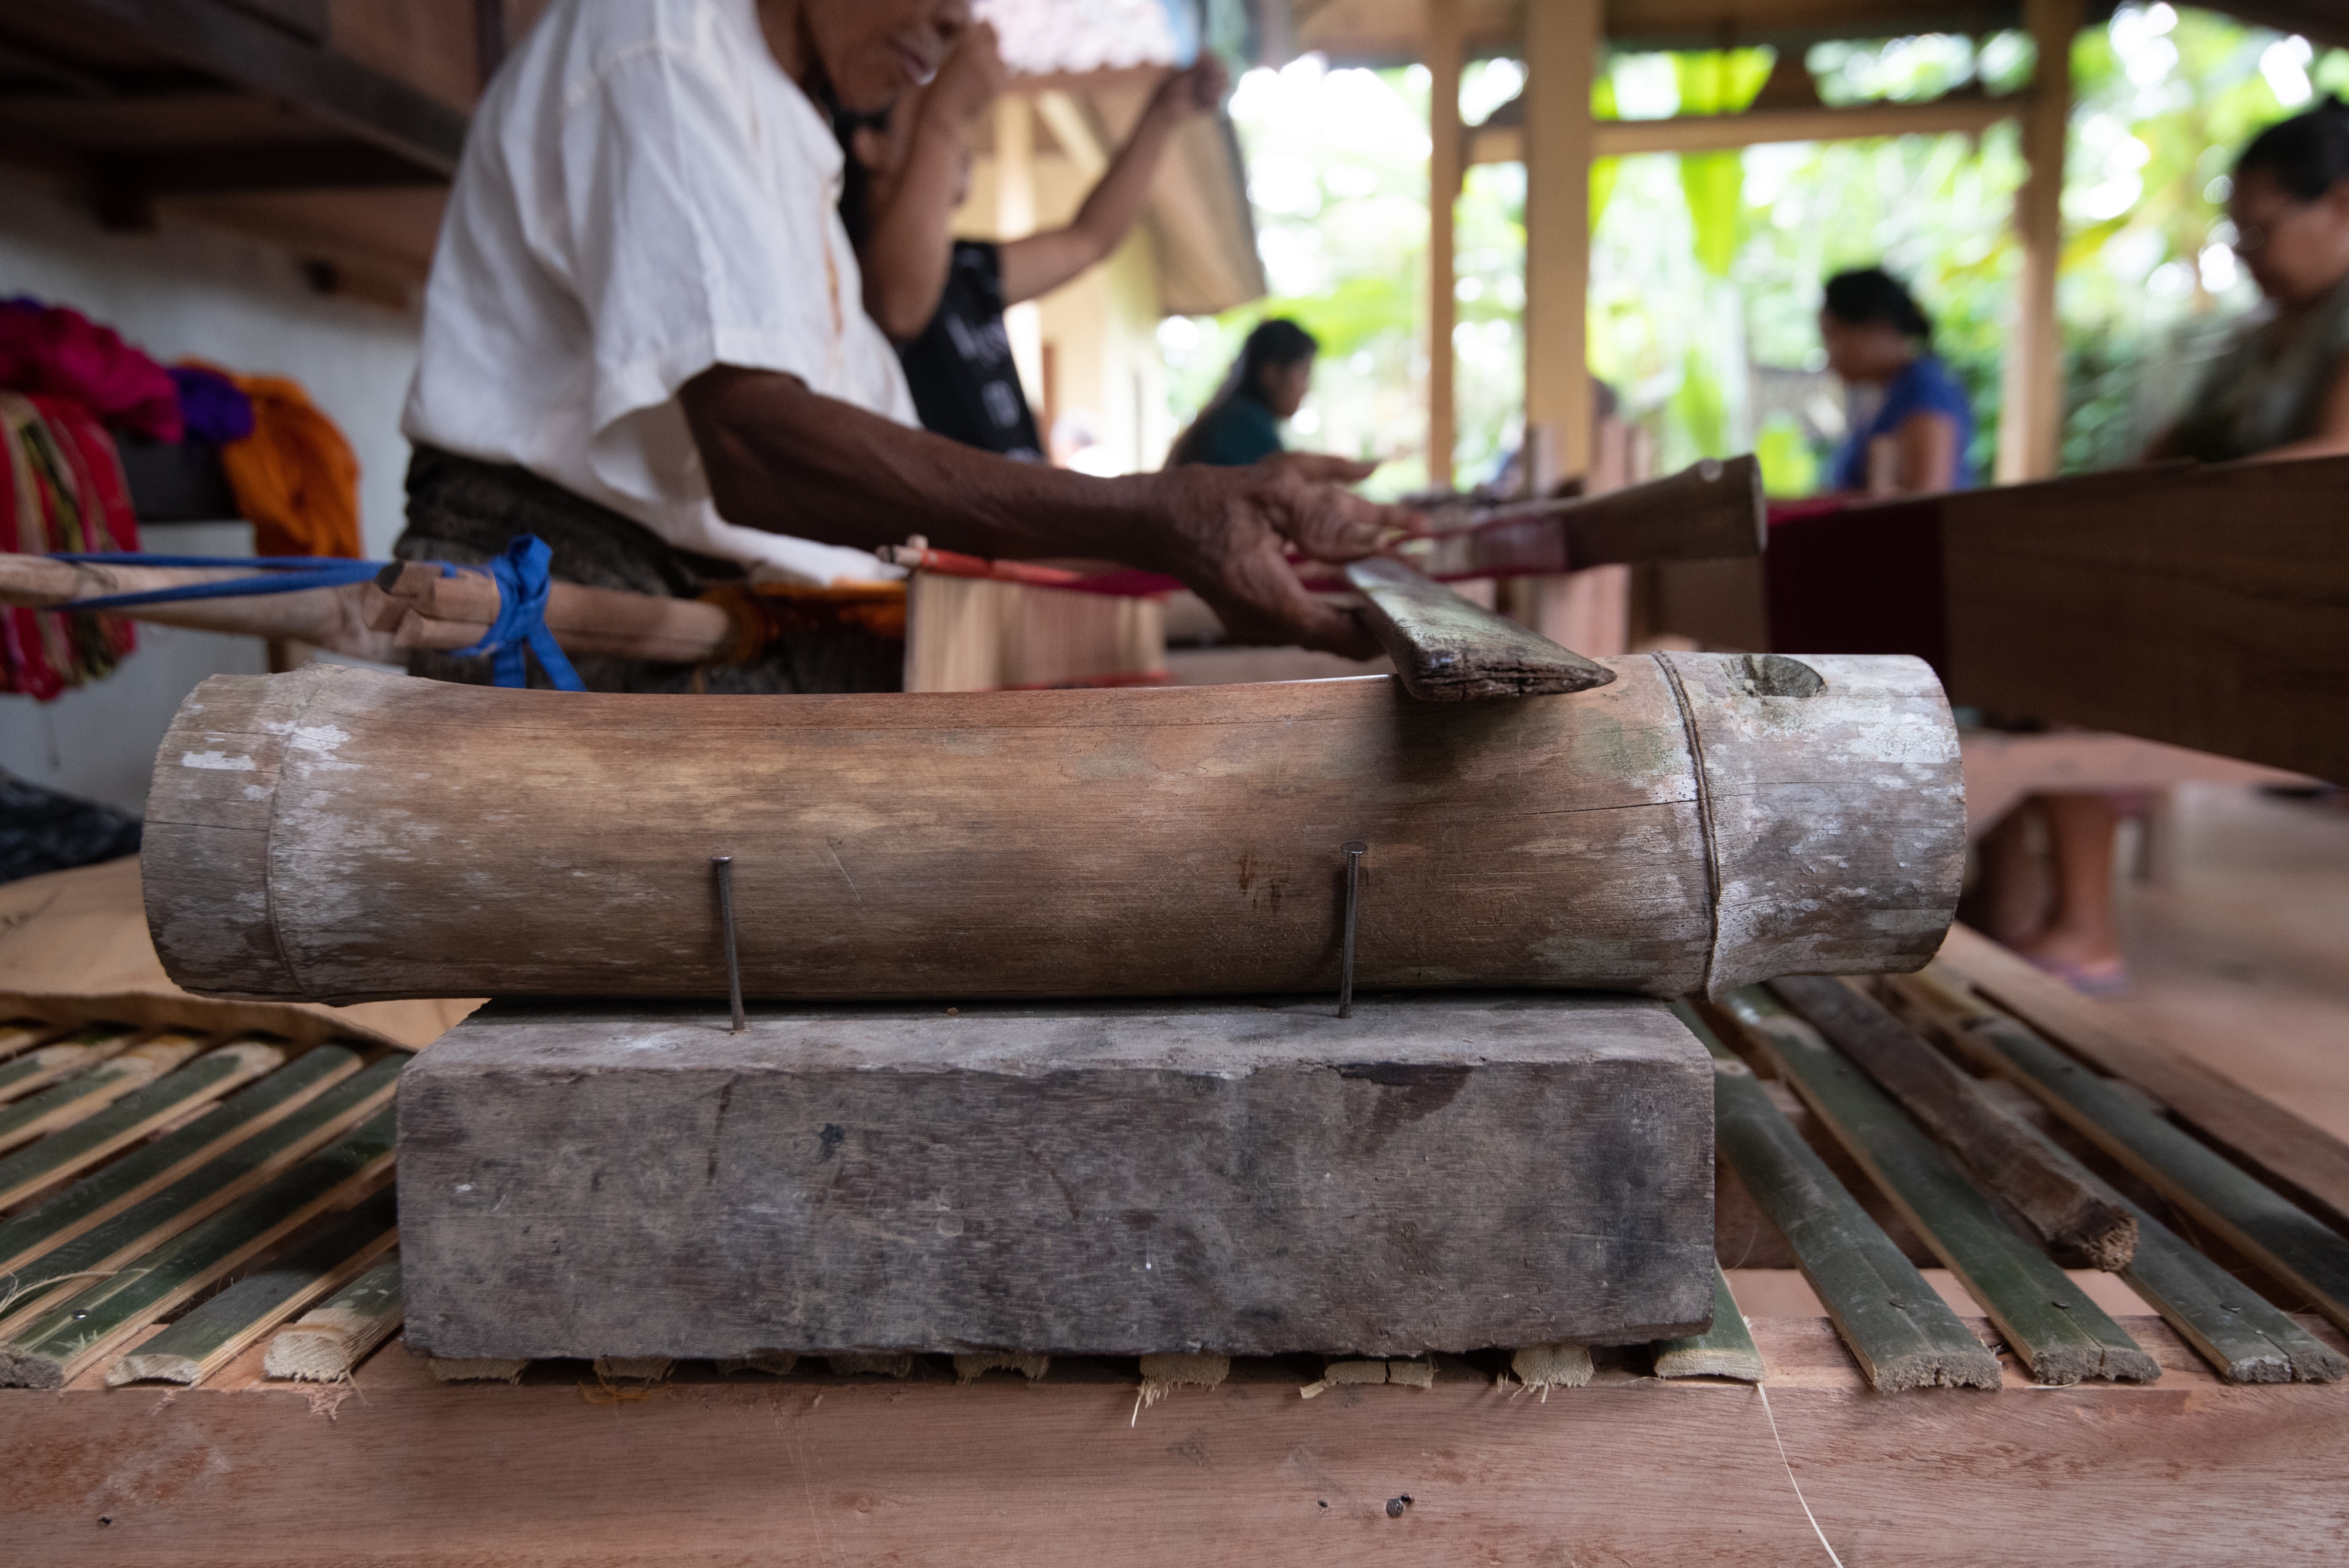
[995,95,1045,410]
[1522,0,1598,486]
[1426,0,1463,491]
[1995,0,2079,483]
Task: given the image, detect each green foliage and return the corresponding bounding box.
[1755,412,1820,496]
[1674,52,1773,275]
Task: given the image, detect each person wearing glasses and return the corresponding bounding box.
[2153,99,2349,463]
[1982,100,2349,995]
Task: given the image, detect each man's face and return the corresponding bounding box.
[810,0,974,115]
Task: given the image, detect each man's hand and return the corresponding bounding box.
[921,21,1004,131]
[1144,56,1230,130]
[1150,454,1421,661]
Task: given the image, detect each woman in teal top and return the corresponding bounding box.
[2155,99,2349,462]
[1168,319,1318,467]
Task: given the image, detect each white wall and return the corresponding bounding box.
[0,179,423,813]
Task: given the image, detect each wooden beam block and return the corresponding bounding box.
[106,1189,397,1387]
[0,1041,282,1211]
[1418,457,1769,579]
[146,658,1963,1005]
[1719,988,2158,1385]
[1344,557,1615,700]
[263,1253,402,1382]
[1769,977,2136,1268]
[1677,1001,1998,1391]
[397,995,1718,1361]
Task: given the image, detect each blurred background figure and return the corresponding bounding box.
[1166,318,1318,467]
[842,28,1226,465]
[1981,99,2349,996]
[1818,267,1971,496]
[2153,97,2349,463]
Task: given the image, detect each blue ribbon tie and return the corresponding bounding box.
[450,535,585,692]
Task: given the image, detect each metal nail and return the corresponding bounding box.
[713,856,746,1033]
[1339,840,1368,1019]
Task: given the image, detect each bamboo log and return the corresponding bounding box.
[0,1042,282,1211]
[0,1046,359,1281]
[264,1253,403,1382]
[1677,1001,2000,1391]
[1719,988,2159,1385]
[107,1190,398,1387]
[0,553,398,662]
[144,657,1962,1004]
[1769,976,2138,1268]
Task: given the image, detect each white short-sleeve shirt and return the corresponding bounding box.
[401,0,916,584]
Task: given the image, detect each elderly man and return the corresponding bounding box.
[398,0,1400,691]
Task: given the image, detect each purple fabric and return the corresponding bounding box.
[169,365,255,445]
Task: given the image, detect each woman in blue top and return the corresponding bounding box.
[1820,268,1972,494]
[1167,319,1318,468]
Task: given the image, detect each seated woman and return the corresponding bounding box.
[1818,268,1972,495]
[1166,319,1318,467]
[1984,99,2349,994]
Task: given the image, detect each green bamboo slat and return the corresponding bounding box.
[2118,1193,2347,1384]
[0,1042,284,1212]
[0,1025,139,1103]
[1894,977,2349,1341]
[1721,988,2158,1385]
[265,1253,403,1382]
[0,1108,398,1389]
[0,1052,405,1333]
[0,1031,207,1156]
[0,1045,362,1278]
[108,1188,398,1387]
[0,1021,59,1064]
[1651,1264,1766,1381]
[1676,1001,1999,1391]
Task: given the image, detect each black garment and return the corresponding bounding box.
[0,772,140,885]
[392,446,903,695]
[900,241,1044,461]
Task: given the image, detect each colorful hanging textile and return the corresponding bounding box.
[167,364,256,445]
[1,392,142,701]
[208,370,362,559]
[0,301,181,443]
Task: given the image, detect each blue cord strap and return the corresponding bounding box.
[51,536,585,693]
[449,535,585,692]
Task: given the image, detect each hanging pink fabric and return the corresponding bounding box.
[0,300,181,442]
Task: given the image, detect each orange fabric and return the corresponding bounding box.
[213,371,362,558]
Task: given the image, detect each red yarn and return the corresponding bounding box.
[0,301,181,443]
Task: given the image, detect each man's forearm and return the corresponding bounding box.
[683,366,1160,563]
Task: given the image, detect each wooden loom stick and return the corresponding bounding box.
[0,1053,403,1333]
[1884,969,2349,1340]
[0,554,398,662]
[0,1046,361,1279]
[0,1042,282,1212]
[107,1190,398,1387]
[1651,1265,1766,1382]
[1769,977,2137,1269]
[364,562,736,665]
[1416,455,1769,579]
[1719,988,2160,1385]
[0,1107,399,1389]
[1875,974,2344,1385]
[1675,1001,1998,1391]
[0,1025,140,1103]
[1342,556,1616,701]
[1930,922,2349,1226]
[264,1252,403,1382]
[0,1031,206,1156]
